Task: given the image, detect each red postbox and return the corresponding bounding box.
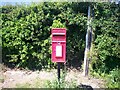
[51,28,66,63]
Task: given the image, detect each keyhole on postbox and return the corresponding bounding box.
[56,44,62,57]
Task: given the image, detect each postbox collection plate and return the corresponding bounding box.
[56,45,62,57]
[51,28,66,63]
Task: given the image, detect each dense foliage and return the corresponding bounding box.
[1,3,88,69]
[91,3,120,73]
[1,2,120,76]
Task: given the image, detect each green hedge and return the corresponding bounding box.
[1,3,87,69]
[1,2,120,72]
[91,3,120,73]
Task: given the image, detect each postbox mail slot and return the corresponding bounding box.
[52,41,66,43]
[52,33,65,36]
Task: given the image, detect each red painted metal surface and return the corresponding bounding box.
[51,28,66,63]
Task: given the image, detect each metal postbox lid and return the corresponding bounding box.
[52,28,66,43]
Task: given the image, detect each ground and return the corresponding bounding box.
[0,65,105,89]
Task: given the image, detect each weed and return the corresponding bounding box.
[106,68,120,88]
[0,75,4,83]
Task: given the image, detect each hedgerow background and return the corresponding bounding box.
[1,2,120,74]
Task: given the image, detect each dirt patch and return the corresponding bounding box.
[1,69,57,88]
[65,69,105,88]
[0,68,105,89]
